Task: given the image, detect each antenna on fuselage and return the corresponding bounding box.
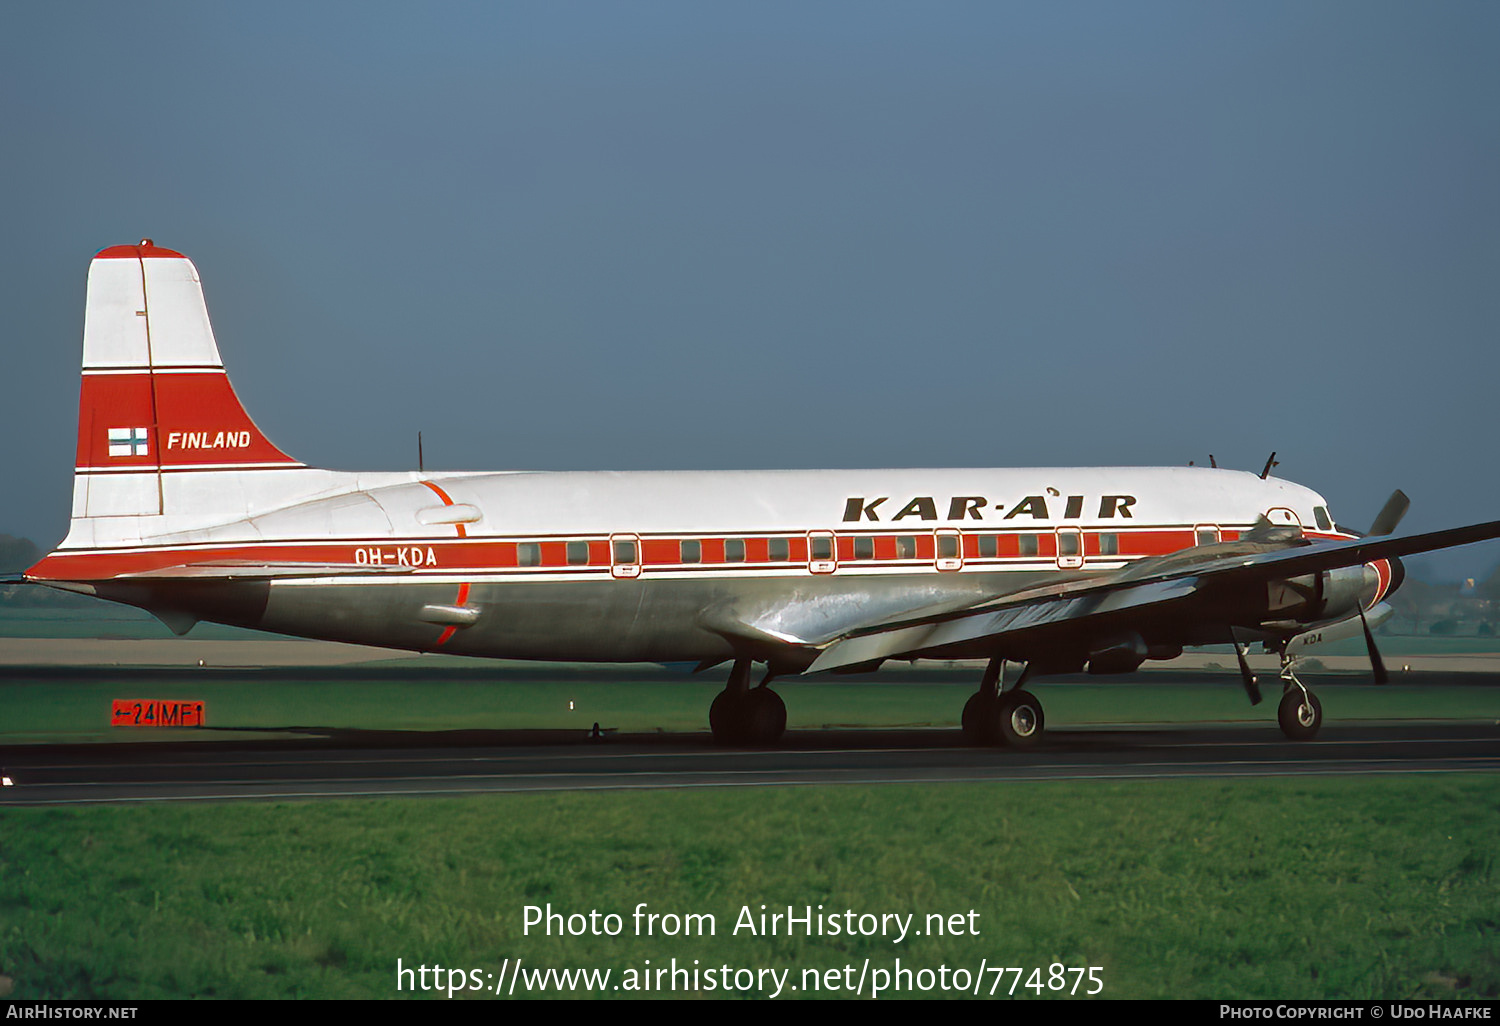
[1259,451,1278,479]
[1210,454,1217,468]
[418,431,424,473]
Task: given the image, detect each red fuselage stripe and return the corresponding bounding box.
[28,527,1356,581]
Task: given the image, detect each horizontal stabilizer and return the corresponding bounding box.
[114,561,414,580]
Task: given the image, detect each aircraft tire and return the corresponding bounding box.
[710,688,786,745]
[961,692,998,744]
[742,687,787,746]
[993,690,1045,749]
[709,689,745,746]
[1277,689,1322,740]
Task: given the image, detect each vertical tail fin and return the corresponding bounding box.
[74,241,301,520]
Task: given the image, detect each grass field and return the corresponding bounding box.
[3,606,1497,1001]
[0,777,1496,999]
[1,672,1497,744]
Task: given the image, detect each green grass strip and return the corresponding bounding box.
[2,677,1497,744]
[1,777,1496,999]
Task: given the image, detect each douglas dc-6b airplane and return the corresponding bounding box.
[21,242,1500,746]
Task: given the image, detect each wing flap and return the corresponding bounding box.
[809,577,1199,672]
[697,589,997,653]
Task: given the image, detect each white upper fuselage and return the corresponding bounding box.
[47,465,1334,584]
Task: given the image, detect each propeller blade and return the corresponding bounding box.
[1013,661,1035,691]
[1368,490,1411,537]
[1359,606,1389,685]
[1230,631,1262,705]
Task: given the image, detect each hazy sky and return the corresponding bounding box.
[3,3,1496,578]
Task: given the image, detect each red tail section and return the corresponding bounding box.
[75,369,298,472]
[73,241,300,519]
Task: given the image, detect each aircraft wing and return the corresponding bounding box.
[808,516,1500,673]
[1172,517,1500,585]
[808,576,1201,672]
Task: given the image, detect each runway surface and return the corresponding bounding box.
[2,722,1497,805]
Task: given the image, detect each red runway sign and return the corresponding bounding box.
[111,700,206,728]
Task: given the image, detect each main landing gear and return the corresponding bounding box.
[1275,652,1322,741]
[961,658,1046,749]
[710,658,787,746]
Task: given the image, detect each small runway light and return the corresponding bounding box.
[2,775,13,787]
[569,699,574,710]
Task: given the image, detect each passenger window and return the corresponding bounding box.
[613,539,638,564]
[1018,534,1039,557]
[1099,533,1118,556]
[567,541,590,565]
[853,536,874,560]
[1058,532,1080,557]
[1196,529,1218,546]
[977,535,997,558]
[896,536,917,559]
[810,536,833,561]
[680,539,702,563]
[937,534,959,559]
[724,539,745,562]
[768,538,790,562]
[518,542,540,567]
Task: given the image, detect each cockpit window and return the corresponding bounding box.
[1313,506,1332,532]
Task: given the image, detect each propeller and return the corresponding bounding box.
[1368,490,1410,537]
[1229,627,1262,705]
[1359,605,1390,685]
[1356,489,1406,685]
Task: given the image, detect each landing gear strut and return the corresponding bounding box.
[710,658,787,746]
[962,658,1046,749]
[960,658,1003,743]
[1275,651,1322,741]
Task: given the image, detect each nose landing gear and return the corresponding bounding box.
[1275,651,1323,740]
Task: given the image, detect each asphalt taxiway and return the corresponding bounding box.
[1,722,1496,805]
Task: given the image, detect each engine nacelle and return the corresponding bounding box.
[1266,565,1379,622]
[1085,632,1183,675]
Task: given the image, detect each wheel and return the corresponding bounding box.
[741,688,787,745]
[993,690,1045,749]
[710,687,786,745]
[961,692,998,744]
[1277,689,1322,740]
[709,689,744,745]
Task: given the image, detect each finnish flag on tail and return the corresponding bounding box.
[107,427,150,457]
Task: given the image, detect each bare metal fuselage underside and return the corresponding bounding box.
[84,565,1265,671]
